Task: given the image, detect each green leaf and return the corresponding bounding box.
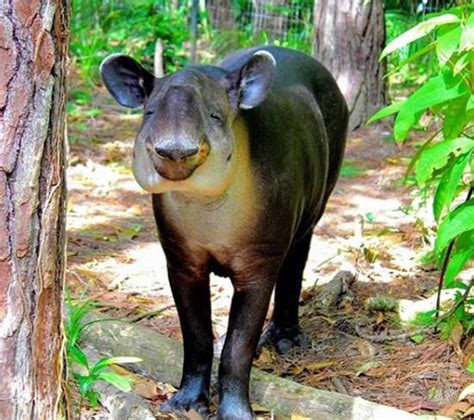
[443,94,470,140]
[459,12,474,52]
[466,360,474,375]
[98,371,133,392]
[444,230,474,287]
[381,14,461,59]
[385,42,436,79]
[74,372,95,397]
[404,131,439,182]
[91,356,142,375]
[68,345,89,369]
[86,390,100,408]
[394,72,470,141]
[433,152,471,221]
[454,51,474,74]
[435,200,474,256]
[436,24,462,65]
[416,137,474,185]
[410,334,425,344]
[367,100,405,124]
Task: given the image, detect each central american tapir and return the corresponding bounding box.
[100,46,348,419]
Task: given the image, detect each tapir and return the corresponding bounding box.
[100,46,348,419]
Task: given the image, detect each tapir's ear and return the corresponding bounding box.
[100,54,155,108]
[226,50,276,111]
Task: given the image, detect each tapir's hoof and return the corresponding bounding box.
[217,399,254,420]
[258,322,311,354]
[160,390,209,418]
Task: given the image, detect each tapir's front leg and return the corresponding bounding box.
[160,264,213,416]
[217,258,281,420]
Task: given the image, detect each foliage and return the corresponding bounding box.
[70,0,189,86]
[65,293,142,411]
[370,4,474,334]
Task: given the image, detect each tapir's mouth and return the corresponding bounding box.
[146,141,210,181]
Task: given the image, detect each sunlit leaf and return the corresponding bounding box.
[433,152,471,221]
[416,137,474,185]
[444,230,474,288]
[68,345,89,369]
[98,371,133,392]
[443,94,470,140]
[384,42,436,78]
[436,24,462,65]
[435,200,474,256]
[459,12,474,52]
[367,100,405,124]
[394,71,469,141]
[466,360,474,376]
[381,14,461,59]
[454,51,474,74]
[91,356,142,375]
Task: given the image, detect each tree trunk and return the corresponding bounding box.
[0,1,69,418]
[314,0,386,131]
[208,0,235,30]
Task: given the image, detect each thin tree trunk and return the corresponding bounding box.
[208,0,235,30]
[314,0,386,131]
[0,1,70,418]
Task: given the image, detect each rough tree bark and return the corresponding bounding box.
[314,0,386,131]
[0,1,69,418]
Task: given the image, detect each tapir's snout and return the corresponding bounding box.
[145,136,210,181]
[155,145,199,161]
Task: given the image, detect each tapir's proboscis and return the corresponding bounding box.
[101,46,348,419]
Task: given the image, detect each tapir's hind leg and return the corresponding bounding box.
[259,231,313,354]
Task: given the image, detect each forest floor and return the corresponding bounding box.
[66,87,473,419]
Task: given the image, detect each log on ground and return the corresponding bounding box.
[81,317,433,420]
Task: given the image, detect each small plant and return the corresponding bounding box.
[370,3,474,336]
[65,293,142,412]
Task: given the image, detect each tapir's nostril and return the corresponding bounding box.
[154,146,200,161]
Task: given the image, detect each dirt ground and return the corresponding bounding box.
[66,87,473,418]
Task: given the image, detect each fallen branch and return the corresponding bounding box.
[81,316,428,419]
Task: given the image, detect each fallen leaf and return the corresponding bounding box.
[439,401,471,417]
[133,377,161,400]
[358,339,376,357]
[462,336,474,367]
[306,361,339,371]
[355,360,381,377]
[375,311,385,325]
[459,383,474,401]
[449,321,464,357]
[291,414,311,420]
[255,347,277,366]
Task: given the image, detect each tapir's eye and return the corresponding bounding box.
[210,112,223,123]
[145,109,153,117]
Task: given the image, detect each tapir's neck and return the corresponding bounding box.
[156,116,258,250]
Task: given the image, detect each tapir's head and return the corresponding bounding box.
[100,51,276,194]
